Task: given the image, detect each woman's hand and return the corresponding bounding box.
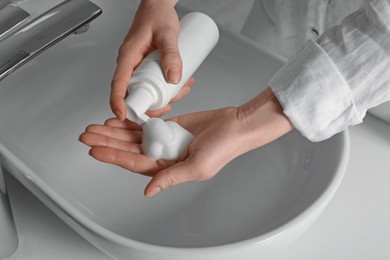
[80,88,294,198]
[80,108,244,197]
[111,0,192,120]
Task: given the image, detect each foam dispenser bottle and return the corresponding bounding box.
[125,12,219,160]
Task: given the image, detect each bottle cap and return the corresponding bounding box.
[125,86,153,125]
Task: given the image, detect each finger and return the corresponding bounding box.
[170,77,196,103]
[104,118,142,130]
[145,77,195,117]
[110,43,144,121]
[89,147,175,175]
[144,159,203,198]
[155,29,182,84]
[80,132,142,153]
[170,85,191,103]
[110,70,131,121]
[85,124,142,143]
[146,104,172,118]
[179,76,196,91]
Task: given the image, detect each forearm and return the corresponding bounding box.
[237,87,294,153]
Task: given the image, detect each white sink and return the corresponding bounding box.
[370,102,390,124]
[0,0,349,259]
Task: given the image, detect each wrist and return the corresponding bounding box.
[236,87,294,152]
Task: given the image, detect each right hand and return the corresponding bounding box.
[111,0,194,121]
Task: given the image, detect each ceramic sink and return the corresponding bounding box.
[0,1,349,259]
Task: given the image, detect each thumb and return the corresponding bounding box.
[156,30,183,84]
[144,160,199,198]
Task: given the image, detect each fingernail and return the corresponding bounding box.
[168,69,181,84]
[145,187,162,198]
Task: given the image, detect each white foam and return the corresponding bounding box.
[142,118,194,160]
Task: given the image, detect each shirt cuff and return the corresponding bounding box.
[269,40,361,142]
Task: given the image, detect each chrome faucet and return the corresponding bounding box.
[0,0,30,41]
[0,0,102,80]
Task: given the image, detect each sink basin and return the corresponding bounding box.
[370,102,390,124]
[0,0,349,259]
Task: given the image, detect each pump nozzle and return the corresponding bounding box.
[125,86,154,125]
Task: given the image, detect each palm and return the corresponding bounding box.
[80,118,175,177]
[80,107,243,194]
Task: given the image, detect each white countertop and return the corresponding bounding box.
[5,114,390,260]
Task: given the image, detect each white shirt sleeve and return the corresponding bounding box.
[269,0,390,142]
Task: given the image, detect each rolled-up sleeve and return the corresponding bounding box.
[269,0,390,142]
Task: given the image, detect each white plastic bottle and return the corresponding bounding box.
[124,12,219,160]
[125,12,219,124]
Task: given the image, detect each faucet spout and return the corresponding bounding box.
[0,0,102,81]
[0,1,30,41]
